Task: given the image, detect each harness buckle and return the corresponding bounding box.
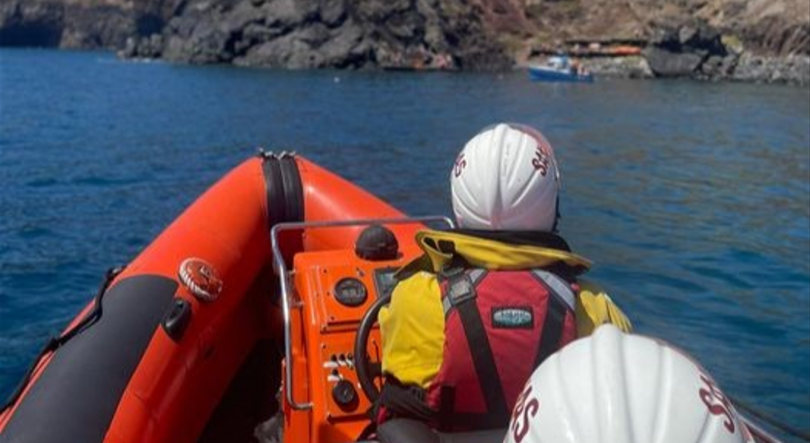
[439,267,477,307]
[448,275,476,305]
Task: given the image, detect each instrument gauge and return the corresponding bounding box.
[333,278,368,307]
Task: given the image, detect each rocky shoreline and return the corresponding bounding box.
[535,24,810,85]
[1,0,808,85]
[574,53,810,86]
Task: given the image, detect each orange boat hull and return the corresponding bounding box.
[0,154,427,443]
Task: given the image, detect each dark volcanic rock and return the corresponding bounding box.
[644,46,705,77]
[644,22,730,78]
[0,1,65,47]
[123,0,512,70]
[320,0,347,27]
[699,54,733,78]
[122,33,164,58]
[0,0,182,49]
[61,6,136,48]
[262,0,319,29]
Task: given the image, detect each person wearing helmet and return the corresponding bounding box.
[505,324,756,443]
[375,123,631,433]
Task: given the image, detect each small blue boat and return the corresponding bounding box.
[529,56,594,83]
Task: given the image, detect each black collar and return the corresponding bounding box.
[452,229,573,252]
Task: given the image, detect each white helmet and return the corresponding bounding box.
[505,325,756,443]
[451,123,560,231]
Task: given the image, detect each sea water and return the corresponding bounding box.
[1,49,808,439]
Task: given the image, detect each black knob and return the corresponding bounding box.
[332,379,359,411]
[355,224,399,261]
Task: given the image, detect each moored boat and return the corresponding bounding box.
[528,56,594,83]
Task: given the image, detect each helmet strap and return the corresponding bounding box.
[551,195,561,234]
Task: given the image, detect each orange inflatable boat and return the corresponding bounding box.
[0,153,456,443]
[0,153,790,443]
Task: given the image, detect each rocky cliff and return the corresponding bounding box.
[0,0,512,70]
[131,0,511,70]
[506,0,809,57]
[1,0,808,82]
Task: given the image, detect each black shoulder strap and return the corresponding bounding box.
[534,291,567,368]
[530,270,570,368]
[442,269,509,425]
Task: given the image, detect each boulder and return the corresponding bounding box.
[121,33,164,58]
[698,54,729,79]
[644,46,704,77]
[644,21,730,78]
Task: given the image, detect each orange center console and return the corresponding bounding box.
[285,248,408,442]
[272,217,453,443]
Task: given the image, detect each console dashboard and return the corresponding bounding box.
[291,248,408,440]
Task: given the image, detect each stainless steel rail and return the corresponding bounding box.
[270,216,455,411]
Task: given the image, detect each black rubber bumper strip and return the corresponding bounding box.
[279,155,304,225]
[261,154,304,229]
[0,275,178,443]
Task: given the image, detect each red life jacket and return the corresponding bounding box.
[426,267,577,431]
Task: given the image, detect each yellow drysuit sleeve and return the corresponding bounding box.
[378,271,445,388]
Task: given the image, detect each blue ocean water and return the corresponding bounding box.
[0,49,808,438]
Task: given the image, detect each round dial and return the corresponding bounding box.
[333,278,368,307]
[332,379,358,410]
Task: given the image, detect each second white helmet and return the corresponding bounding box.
[505,325,756,443]
[451,123,561,231]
